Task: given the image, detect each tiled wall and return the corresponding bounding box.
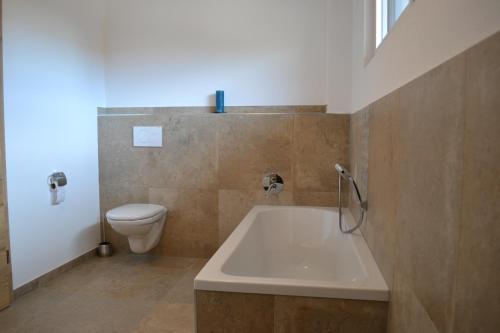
[349,31,500,332]
[98,107,349,258]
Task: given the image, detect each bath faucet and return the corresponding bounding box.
[263,173,284,197]
[335,164,367,234]
[265,182,278,197]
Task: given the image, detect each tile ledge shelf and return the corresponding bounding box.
[98,105,328,116]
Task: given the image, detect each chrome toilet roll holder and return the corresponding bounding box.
[47,172,67,205]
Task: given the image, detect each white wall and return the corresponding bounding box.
[327,0,353,113]
[352,0,500,112]
[3,0,106,288]
[104,0,330,107]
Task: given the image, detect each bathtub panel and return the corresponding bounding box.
[195,290,274,333]
[274,295,387,333]
[195,290,388,333]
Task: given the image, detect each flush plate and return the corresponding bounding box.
[133,126,163,147]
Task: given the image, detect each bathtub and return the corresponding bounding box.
[194,206,389,302]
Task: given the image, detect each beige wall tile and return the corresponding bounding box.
[146,114,218,190]
[365,92,400,289]
[218,189,293,244]
[99,116,156,189]
[387,271,439,333]
[218,114,293,190]
[149,188,218,258]
[452,31,500,333]
[398,54,466,332]
[274,295,387,333]
[349,107,369,201]
[349,107,369,224]
[292,191,339,207]
[195,290,274,333]
[292,114,350,192]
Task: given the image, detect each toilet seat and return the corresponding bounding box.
[106,204,166,221]
[107,211,165,226]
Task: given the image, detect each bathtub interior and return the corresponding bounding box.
[221,207,368,284]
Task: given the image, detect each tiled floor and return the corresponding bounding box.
[0,253,206,333]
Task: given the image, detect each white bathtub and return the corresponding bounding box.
[195,206,389,301]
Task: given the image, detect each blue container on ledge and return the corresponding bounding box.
[216,90,225,113]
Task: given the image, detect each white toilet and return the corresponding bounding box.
[106,204,167,254]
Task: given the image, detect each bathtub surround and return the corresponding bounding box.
[98,106,350,258]
[196,290,388,333]
[349,31,500,332]
[194,206,389,330]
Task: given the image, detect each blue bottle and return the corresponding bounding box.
[216,90,225,113]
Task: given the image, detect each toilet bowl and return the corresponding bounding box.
[106,204,167,254]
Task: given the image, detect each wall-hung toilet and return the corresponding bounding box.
[106,204,167,254]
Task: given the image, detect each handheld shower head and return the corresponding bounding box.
[334,163,366,210]
[334,163,368,234]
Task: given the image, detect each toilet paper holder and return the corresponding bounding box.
[47,172,67,205]
[47,172,67,188]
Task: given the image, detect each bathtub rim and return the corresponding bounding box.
[194,205,389,302]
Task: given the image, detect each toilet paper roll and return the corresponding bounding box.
[50,182,65,205]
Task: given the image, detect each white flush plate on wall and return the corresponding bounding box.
[133,126,163,147]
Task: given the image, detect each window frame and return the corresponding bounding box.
[376,0,413,49]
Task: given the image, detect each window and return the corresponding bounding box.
[376,0,411,48]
